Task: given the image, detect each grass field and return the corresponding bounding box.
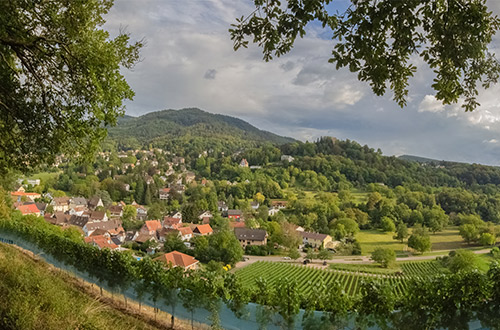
[351,188,369,204]
[0,243,159,330]
[26,171,61,183]
[356,226,471,255]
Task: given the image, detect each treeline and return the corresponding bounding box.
[2,214,500,329]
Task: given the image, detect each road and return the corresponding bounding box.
[234,248,493,270]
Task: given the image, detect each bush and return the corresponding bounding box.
[491,247,500,259]
[479,233,496,246]
[245,245,268,256]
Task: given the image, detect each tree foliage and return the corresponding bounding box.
[230,0,500,111]
[0,0,142,173]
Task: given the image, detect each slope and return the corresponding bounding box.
[0,243,163,330]
[107,108,295,152]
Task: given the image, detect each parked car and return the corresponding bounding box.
[283,256,291,260]
[303,259,311,264]
[241,256,249,261]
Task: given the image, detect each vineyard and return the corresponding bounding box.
[236,261,409,296]
[400,261,444,276]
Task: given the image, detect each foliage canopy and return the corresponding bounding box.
[230,0,500,111]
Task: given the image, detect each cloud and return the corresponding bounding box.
[204,69,217,80]
[102,0,500,165]
[418,95,445,113]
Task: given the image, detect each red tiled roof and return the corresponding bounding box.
[144,220,162,232]
[84,235,118,250]
[229,221,246,229]
[194,224,213,235]
[154,251,198,269]
[17,204,40,215]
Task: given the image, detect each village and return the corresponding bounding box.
[9,150,338,272]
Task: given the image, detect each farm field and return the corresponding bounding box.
[356,226,471,255]
[236,261,412,297]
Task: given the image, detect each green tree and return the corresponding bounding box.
[480,232,496,246]
[305,248,316,262]
[459,223,480,245]
[288,249,301,260]
[274,278,301,330]
[371,248,396,268]
[381,217,396,233]
[393,222,409,243]
[230,0,500,112]
[317,249,332,261]
[0,0,142,173]
[408,224,432,253]
[444,250,481,272]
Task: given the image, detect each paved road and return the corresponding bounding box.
[234,248,493,270]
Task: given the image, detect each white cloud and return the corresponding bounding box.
[418,95,445,113]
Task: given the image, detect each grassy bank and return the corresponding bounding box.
[0,243,160,330]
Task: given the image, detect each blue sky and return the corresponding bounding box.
[105,0,500,165]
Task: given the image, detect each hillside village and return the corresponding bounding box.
[9,149,337,270]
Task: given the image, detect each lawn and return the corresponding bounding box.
[356,226,473,256]
[351,188,369,204]
[26,171,61,183]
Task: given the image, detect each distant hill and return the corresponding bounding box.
[106,108,296,153]
[398,154,444,164]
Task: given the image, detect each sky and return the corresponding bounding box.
[104,0,500,165]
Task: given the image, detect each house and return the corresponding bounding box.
[88,196,104,210]
[239,158,249,167]
[51,197,70,212]
[163,216,182,229]
[69,205,86,216]
[217,201,228,212]
[198,211,213,221]
[229,221,246,229]
[133,204,147,220]
[227,209,243,220]
[154,251,199,271]
[234,228,267,247]
[108,205,123,218]
[89,211,108,222]
[135,233,158,245]
[271,200,288,209]
[34,202,47,215]
[140,220,162,235]
[159,187,171,200]
[172,156,185,165]
[68,215,90,228]
[178,226,193,241]
[170,211,183,220]
[193,224,213,236]
[201,178,208,186]
[84,219,123,237]
[250,201,260,210]
[300,231,333,249]
[268,207,280,216]
[45,212,71,226]
[281,155,295,162]
[157,227,180,242]
[185,172,196,184]
[69,197,87,209]
[84,235,119,250]
[10,191,41,202]
[16,203,41,216]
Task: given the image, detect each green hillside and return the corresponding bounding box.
[106,108,296,153]
[0,243,159,330]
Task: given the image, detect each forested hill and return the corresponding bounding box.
[106,108,296,153]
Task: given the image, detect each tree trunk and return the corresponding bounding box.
[191,311,194,330]
[139,301,141,313]
[100,286,103,296]
[124,294,127,308]
[171,314,175,329]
